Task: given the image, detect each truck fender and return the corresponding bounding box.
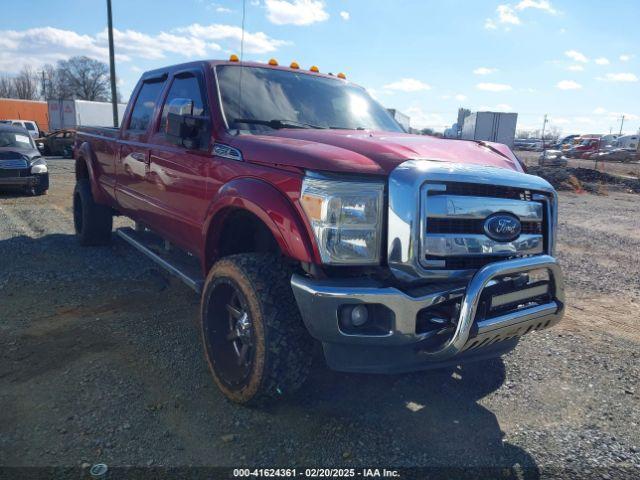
[75,141,110,204]
[202,177,318,269]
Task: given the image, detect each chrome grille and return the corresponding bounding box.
[387,160,557,282]
[420,184,546,269]
[0,159,28,169]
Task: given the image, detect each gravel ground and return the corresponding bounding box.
[1,159,639,479]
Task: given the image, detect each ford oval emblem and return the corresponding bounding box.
[483,213,521,242]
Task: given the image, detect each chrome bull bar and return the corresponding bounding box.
[419,254,564,360]
[291,255,564,363]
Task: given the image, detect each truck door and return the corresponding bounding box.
[146,69,213,255]
[115,75,167,225]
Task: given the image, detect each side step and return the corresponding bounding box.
[116,227,204,294]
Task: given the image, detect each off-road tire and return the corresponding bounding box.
[73,179,112,246]
[200,253,313,405]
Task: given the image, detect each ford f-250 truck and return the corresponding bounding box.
[74,58,564,404]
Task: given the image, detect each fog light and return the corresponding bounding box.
[351,305,369,327]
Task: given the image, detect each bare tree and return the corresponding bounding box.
[56,56,111,101]
[0,74,16,98]
[12,66,40,100]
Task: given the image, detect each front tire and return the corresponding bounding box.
[200,254,312,405]
[73,179,112,246]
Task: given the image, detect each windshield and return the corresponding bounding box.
[216,65,403,133]
[0,130,35,149]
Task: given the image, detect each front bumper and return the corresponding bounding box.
[291,255,564,373]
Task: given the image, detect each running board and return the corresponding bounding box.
[116,227,204,294]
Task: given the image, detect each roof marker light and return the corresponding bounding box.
[229,54,239,62]
[310,65,319,73]
[268,58,278,66]
[337,72,346,79]
[290,61,300,69]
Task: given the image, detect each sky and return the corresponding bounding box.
[1,0,639,135]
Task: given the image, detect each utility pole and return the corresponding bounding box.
[541,114,548,151]
[40,70,46,100]
[618,115,625,135]
[107,0,119,128]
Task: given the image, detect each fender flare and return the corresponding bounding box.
[202,177,318,270]
[75,141,109,204]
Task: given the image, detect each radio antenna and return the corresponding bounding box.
[236,0,247,134]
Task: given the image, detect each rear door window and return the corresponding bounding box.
[127,79,166,132]
[25,122,36,131]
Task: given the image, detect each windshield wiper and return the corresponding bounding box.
[234,118,326,130]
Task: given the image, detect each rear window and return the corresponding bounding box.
[128,79,166,131]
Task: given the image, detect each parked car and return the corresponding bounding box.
[36,129,75,157]
[590,148,638,163]
[1,119,41,139]
[74,58,564,405]
[538,149,567,167]
[566,137,602,158]
[615,135,639,150]
[0,124,49,195]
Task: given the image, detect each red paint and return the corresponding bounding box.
[75,60,521,274]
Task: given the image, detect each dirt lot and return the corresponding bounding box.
[1,159,639,478]
[517,150,640,179]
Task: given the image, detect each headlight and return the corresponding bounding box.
[30,157,47,174]
[300,175,384,265]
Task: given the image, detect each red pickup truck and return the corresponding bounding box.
[74,58,564,404]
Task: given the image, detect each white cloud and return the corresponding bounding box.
[0,24,289,72]
[455,94,467,101]
[383,78,431,92]
[405,106,447,130]
[565,50,588,63]
[265,0,329,26]
[215,6,232,13]
[476,82,512,92]
[485,2,557,30]
[593,107,606,115]
[601,72,638,82]
[339,11,350,21]
[550,117,570,125]
[556,80,582,90]
[497,5,521,25]
[473,67,497,75]
[619,54,632,62]
[595,57,610,65]
[176,23,289,54]
[567,65,584,71]
[484,18,498,30]
[495,103,513,111]
[515,0,557,14]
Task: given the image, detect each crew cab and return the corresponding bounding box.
[74,58,564,404]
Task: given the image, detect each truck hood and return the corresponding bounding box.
[232,130,523,175]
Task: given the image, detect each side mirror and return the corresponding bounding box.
[164,98,208,149]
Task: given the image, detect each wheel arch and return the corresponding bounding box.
[202,177,317,272]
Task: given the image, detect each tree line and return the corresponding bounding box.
[0,56,119,102]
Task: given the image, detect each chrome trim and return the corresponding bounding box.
[423,233,543,257]
[425,195,543,221]
[291,255,564,360]
[213,142,243,161]
[388,160,556,282]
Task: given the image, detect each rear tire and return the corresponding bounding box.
[200,253,312,405]
[73,179,112,246]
